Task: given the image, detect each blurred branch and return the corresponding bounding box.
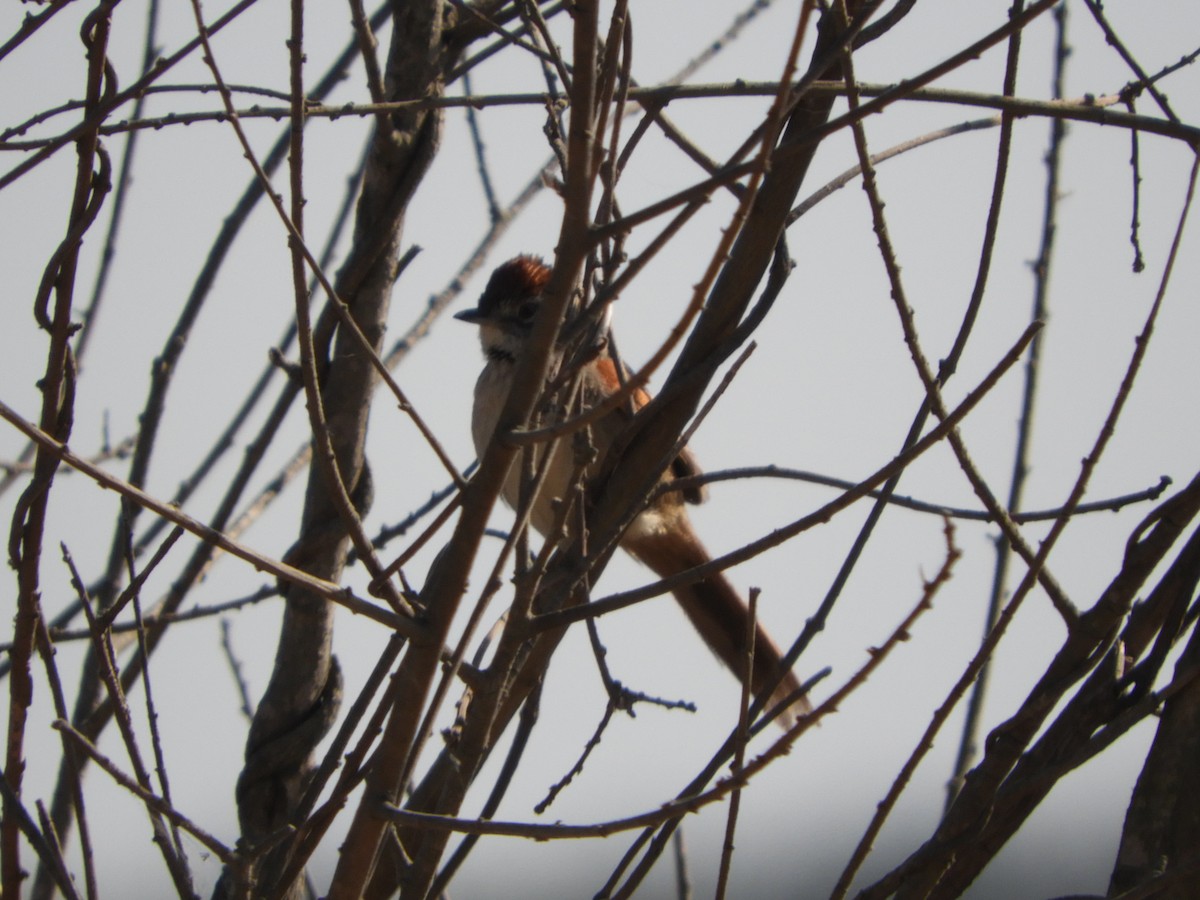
[462,70,501,220]
[446,0,568,80]
[788,113,1002,222]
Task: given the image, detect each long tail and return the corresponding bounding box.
[624,521,809,727]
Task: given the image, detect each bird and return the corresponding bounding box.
[456,255,808,726]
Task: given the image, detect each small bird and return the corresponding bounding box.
[456,256,808,725]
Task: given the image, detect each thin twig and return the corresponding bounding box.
[31,611,99,900]
[602,516,959,899]
[0,587,278,652]
[714,588,757,900]
[427,683,544,897]
[856,149,1200,900]
[9,7,114,892]
[267,634,406,894]
[0,0,266,192]
[0,770,81,900]
[63,547,197,897]
[123,528,192,871]
[52,721,233,863]
[1126,93,1147,273]
[658,469,1169,524]
[347,0,386,108]
[14,78,1200,153]
[220,619,255,722]
[535,321,1041,632]
[1082,0,1179,123]
[72,0,163,368]
[948,0,1070,812]
[842,0,1081,628]
[0,0,75,65]
[0,399,419,633]
[186,0,418,618]
[462,70,501,220]
[535,698,614,815]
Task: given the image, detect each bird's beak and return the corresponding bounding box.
[454,307,485,324]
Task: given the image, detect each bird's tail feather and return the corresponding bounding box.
[626,523,809,727]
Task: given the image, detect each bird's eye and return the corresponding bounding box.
[517,300,539,322]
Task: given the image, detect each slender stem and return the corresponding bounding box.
[947,0,1070,812]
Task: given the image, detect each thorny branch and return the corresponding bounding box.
[2,2,1199,899]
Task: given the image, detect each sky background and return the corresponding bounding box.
[2,1,1199,897]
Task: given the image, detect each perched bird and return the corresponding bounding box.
[456,256,807,725]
